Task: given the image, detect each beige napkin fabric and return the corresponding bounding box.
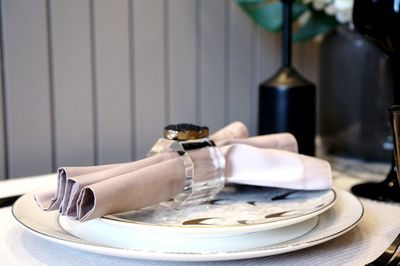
[210,121,249,142]
[222,144,331,190]
[35,122,332,222]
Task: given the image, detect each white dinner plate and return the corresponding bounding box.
[101,186,336,236]
[12,187,363,261]
[60,213,319,253]
[58,186,334,252]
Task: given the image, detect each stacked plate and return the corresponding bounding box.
[12,185,363,261]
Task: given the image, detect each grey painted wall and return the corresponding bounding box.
[0,0,319,179]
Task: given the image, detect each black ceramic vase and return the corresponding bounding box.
[258,0,316,156]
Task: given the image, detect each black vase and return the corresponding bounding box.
[258,0,316,156]
[259,67,316,155]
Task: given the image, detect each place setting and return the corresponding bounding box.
[11,121,364,262]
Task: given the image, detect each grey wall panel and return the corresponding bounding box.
[293,41,319,85]
[304,41,320,84]
[49,0,95,168]
[167,0,197,125]
[229,1,254,135]
[1,0,53,178]
[0,50,5,179]
[293,42,304,72]
[292,41,319,85]
[0,0,320,178]
[200,0,226,133]
[133,0,166,159]
[92,0,132,164]
[256,28,280,84]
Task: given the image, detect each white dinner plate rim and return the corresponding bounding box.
[12,187,363,261]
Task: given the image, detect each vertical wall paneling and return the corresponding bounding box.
[0,0,321,178]
[304,40,321,133]
[229,1,253,133]
[133,0,166,158]
[1,0,53,178]
[167,0,197,124]
[249,22,258,135]
[292,42,304,71]
[49,0,95,168]
[0,44,5,179]
[200,0,226,132]
[256,27,280,85]
[92,0,132,164]
[293,41,318,84]
[304,41,320,84]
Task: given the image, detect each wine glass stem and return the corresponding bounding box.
[393,57,400,104]
[390,57,400,184]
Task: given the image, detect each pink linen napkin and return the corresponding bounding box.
[210,121,249,141]
[35,122,332,222]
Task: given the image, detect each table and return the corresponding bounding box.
[1,159,400,266]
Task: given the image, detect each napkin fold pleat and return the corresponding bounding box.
[36,164,120,211]
[76,157,186,221]
[71,147,217,221]
[36,152,175,213]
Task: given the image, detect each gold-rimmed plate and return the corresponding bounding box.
[101,186,336,236]
[12,187,363,261]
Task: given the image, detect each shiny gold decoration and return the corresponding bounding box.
[265,211,289,219]
[164,123,209,141]
[182,217,217,225]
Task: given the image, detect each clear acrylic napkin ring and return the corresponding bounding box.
[148,138,225,208]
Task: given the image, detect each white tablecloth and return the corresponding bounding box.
[1,160,400,266]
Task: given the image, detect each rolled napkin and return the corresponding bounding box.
[210,121,298,152]
[210,121,249,142]
[215,133,298,153]
[35,122,332,222]
[36,125,297,211]
[221,144,331,190]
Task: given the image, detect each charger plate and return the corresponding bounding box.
[60,214,319,253]
[12,187,363,261]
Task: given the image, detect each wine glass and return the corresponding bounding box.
[351,0,400,202]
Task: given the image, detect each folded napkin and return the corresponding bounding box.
[210,121,249,142]
[35,122,332,222]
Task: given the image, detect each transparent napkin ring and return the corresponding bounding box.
[148,137,226,209]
